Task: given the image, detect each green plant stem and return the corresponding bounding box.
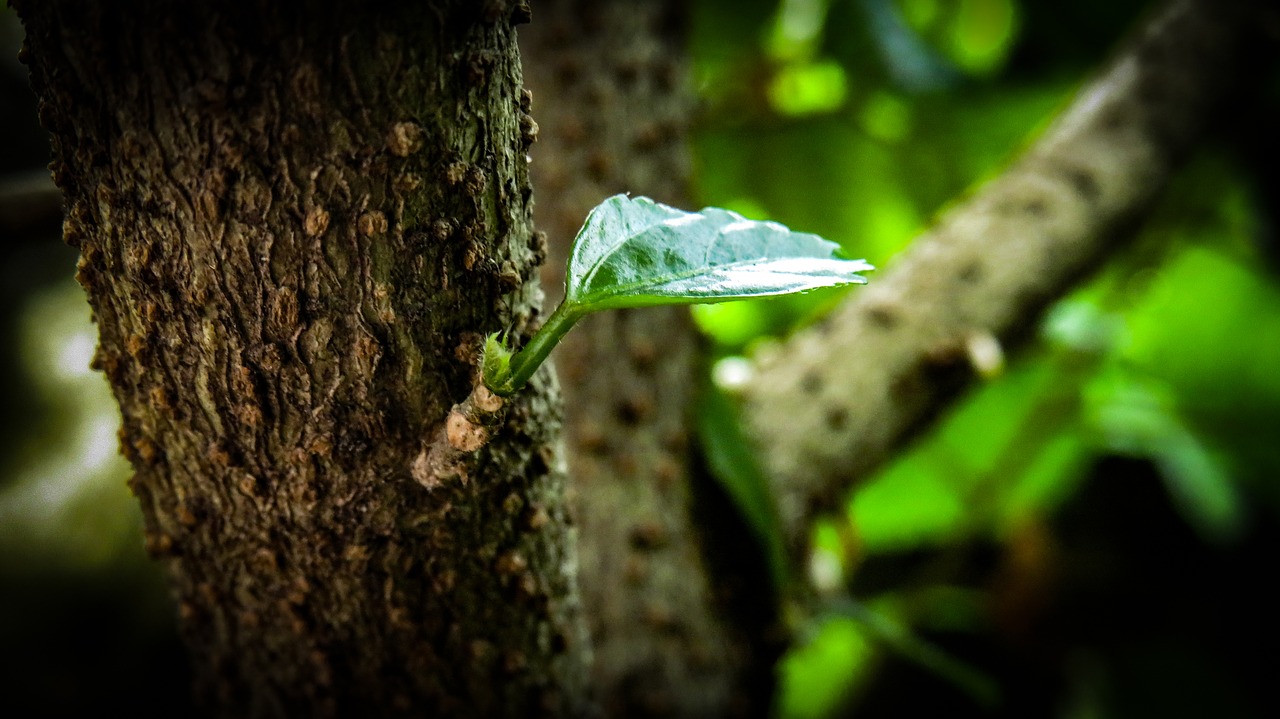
[489,301,585,396]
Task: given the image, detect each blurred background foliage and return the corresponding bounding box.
[0,6,190,714]
[690,0,1280,717]
[2,0,1278,716]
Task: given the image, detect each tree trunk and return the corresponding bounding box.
[16,1,589,716]
[522,2,778,715]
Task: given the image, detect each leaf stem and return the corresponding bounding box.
[484,301,584,396]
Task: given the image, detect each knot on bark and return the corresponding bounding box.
[412,385,506,490]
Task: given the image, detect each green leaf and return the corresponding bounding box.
[482,194,872,396]
[566,194,872,309]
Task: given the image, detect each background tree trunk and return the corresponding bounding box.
[522,2,778,715]
[16,1,589,716]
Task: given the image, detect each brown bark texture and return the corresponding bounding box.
[16,1,589,716]
[522,1,775,716]
[742,0,1266,558]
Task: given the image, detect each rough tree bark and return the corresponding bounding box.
[741,0,1267,557]
[17,0,1268,714]
[522,1,776,715]
[16,1,590,716]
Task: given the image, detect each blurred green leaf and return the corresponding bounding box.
[768,60,848,116]
[850,459,966,552]
[850,349,1093,553]
[698,382,789,591]
[766,0,835,61]
[1123,247,1280,420]
[776,615,875,719]
[691,301,773,348]
[942,0,1020,76]
[1085,370,1244,543]
[830,595,999,707]
[858,90,913,143]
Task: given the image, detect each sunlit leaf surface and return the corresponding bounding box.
[565,194,871,310]
[484,194,872,395]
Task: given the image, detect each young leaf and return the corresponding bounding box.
[566,195,873,309]
[482,194,872,396]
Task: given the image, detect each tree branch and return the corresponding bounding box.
[741,0,1265,557]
